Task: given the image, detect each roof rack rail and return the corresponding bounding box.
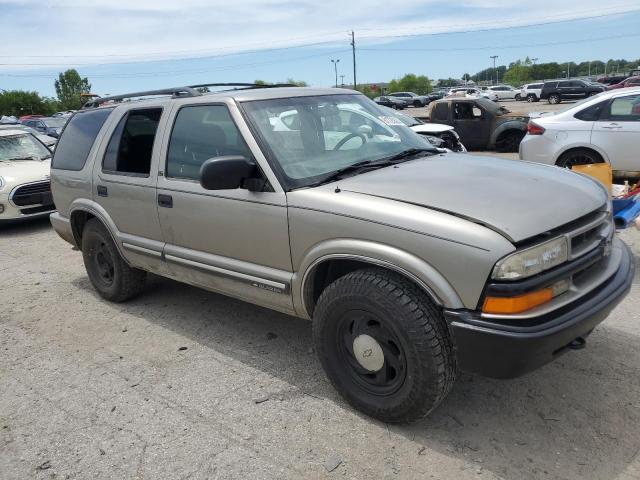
[188,82,297,90]
[82,86,202,109]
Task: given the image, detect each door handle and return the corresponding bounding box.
[157,193,173,208]
[602,123,622,129]
[97,185,108,197]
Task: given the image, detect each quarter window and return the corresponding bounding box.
[102,108,162,176]
[166,105,253,180]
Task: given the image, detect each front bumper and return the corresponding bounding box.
[444,238,634,379]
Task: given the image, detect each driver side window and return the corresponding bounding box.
[166,105,253,180]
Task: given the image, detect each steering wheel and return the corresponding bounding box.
[333,132,367,150]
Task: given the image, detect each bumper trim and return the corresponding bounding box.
[49,212,76,246]
[444,239,634,379]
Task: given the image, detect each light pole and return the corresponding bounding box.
[566,62,570,78]
[588,60,591,77]
[331,59,340,88]
[339,74,345,87]
[490,55,499,85]
[532,57,538,65]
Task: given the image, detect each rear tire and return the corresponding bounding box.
[496,130,525,153]
[81,218,147,302]
[313,268,456,423]
[515,94,521,101]
[526,94,536,103]
[556,148,604,169]
[548,94,561,104]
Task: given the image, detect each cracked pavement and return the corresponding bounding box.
[1,218,639,479]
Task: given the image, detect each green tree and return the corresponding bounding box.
[54,69,91,110]
[0,90,58,117]
[387,73,432,94]
[502,63,533,86]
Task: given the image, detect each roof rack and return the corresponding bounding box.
[82,86,202,109]
[82,83,301,109]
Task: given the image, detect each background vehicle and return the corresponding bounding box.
[520,87,640,172]
[379,105,466,152]
[597,75,628,86]
[448,87,499,102]
[426,97,527,151]
[50,85,631,423]
[387,91,430,107]
[540,80,605,104]
[0,124,57,149]
[607,76,640,90]
[373,96,408,109]
[521,83,544,102]
[427,91,446,101]
[21,116,67,138]
[486,85,520,101]
[0,130,54,221]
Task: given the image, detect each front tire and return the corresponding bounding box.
[81,218,147,302]
[556,148,604,169]
[313,268,456,423]
[413,100,422,108]
[526,94,537,103]
[548,94,561,104]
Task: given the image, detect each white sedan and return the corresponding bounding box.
[0,130,54,222]
[519,87,640,172]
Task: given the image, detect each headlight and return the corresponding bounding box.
[492,236,568,280]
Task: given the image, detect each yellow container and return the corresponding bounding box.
[571,163,612,194]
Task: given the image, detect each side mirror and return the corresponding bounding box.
[357,125,373,136]
[199,156,259,191]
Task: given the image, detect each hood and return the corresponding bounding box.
[0,159,51,187]
[336,154,607,243]
[411,124,454,134]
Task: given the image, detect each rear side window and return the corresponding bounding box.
[51,108,113,170]
[166,105,253,180]
[574,101,606,121]
[530,84,543,89]
[102,108,162,176]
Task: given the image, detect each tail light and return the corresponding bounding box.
[527,121,545,135]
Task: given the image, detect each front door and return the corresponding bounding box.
[592,93,640,172]
[451,101,490,149]
[156,102,294,314]
[92,106,168,274]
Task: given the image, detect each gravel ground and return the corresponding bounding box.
[1,218,639,480]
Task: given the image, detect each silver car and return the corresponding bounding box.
[50,85,633,422]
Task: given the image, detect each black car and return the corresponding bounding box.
[373,96,408,109]
[539,80,605,104]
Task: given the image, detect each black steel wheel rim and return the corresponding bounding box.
[336,310,407,396]
[93,241,115,286]
[562,153,596,168]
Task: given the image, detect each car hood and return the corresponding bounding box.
[0,159,51,187]
[335,154,607,243]
[410,124,454,134]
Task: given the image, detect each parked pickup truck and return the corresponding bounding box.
[423,97,528,152]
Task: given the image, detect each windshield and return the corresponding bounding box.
[242,94,437,189]
[0,134,51,161]
[43,118,67,128]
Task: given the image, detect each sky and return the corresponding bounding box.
[1,0,640,97]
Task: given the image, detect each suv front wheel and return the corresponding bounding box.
[81,218,147,302]
[313,268,456,423]
[548,94,561,104]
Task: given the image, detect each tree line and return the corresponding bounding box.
[1,69,91,117]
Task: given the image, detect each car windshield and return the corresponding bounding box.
[0,134,51,161]
[242,94,437,189]
[43,118,67,128]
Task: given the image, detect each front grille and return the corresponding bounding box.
[11,181,52,207]
[565,211,612,260]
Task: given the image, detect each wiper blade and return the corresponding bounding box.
[381,147,435,163]
[8,156,39,161]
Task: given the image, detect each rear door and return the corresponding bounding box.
[592,93,640,171]
[92,106,168,274]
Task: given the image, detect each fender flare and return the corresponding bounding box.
[292,239,465,319]
[490,121,527,146]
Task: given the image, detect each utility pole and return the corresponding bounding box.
[340,74,345,87]
[350,30,357,89]
[331,59,340,88]
[532,57,538,65]
[490,55,498,85]
[566,62,570,78]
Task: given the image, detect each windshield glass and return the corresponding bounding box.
[43,118,67,128]
[0,134,51,161]
[242,94,436,189]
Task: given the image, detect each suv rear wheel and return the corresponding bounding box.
[548,94,561,104]
[556,148,604,169]
[413,100,422,108]
[526,94,537,103]
[313,268,456,423]
[81,218,147,302]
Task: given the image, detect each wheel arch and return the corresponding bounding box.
[294,240,465,319]
[68,199,127,261]
[552,144,609,166]
[490,122,526,146]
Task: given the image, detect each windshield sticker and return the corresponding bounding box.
[378,116,404,126]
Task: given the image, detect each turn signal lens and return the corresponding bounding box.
[483,288,553,314]
[527,121,545,135]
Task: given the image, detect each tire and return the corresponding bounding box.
[496,130,525,153]
[526,94,536,103]
[413,100,422,108]
[556,148,604,169]
[81,218,147,302]
[392,104,398,110]
[313,268,456,423]
[515,94,521,101]
[588,91,598,97]
[548,94,561,104]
